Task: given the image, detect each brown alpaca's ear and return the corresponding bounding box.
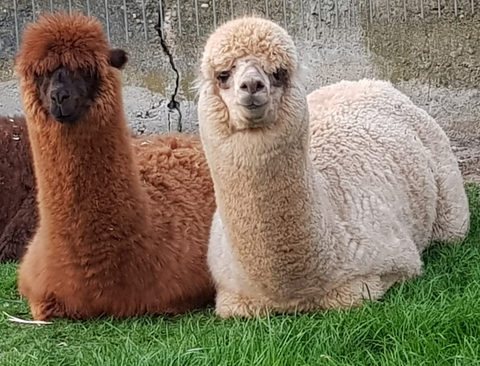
[109,48,128,69]
[13,52,21,70]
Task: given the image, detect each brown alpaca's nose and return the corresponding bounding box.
[240,78,265,95]
[51,89,71,105]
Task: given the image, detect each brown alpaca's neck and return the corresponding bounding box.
[207,130,333,298]
[28,108,151,250]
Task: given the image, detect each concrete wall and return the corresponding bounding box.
[0,0,479,140]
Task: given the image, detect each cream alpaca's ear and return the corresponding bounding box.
[192,71,206,102]
[109,49,128,69]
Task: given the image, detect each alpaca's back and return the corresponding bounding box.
[130,133,216,311]
[18,132,216,320]
[307,79,470,261]
[0,115,38,262]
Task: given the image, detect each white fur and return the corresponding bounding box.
[206,78,470,317]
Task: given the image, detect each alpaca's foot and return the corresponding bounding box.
[215,275,401,317]
[28,294,66,321]
[29,300,53,321]
[215,289,271,319]
[317,274,398,310]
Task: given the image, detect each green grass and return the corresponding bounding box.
[1,185,479,366]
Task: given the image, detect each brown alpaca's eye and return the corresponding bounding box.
[34,73,45,88]
[217,71,230,88]
[272,68,288,87]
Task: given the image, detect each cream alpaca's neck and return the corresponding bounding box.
[205,120,334,299]
[28,98,151,248]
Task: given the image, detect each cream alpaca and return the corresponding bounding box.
[196,17,470,318]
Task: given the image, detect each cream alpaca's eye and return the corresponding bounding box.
[272,68,288,87]
[217,71,231,88]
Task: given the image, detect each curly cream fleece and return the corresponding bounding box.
[197,17,470,318]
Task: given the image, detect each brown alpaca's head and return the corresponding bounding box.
[197,17,307,136]
[15,11,128,125]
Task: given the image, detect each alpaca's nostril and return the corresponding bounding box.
[59,90,71,103]
[255,81,265,92]
[240,79,266,95]
[51,89,71,104]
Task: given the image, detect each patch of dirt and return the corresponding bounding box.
[451,136,480,184]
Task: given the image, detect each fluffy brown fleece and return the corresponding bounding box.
[15,12,216,321]
[0,115,38,262]
[0,116,146,264]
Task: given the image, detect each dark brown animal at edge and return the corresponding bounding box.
[16,11,216,321]
[0,115,38,262]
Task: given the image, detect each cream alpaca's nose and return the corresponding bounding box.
[239,78,265,95]
[237,67,269,111]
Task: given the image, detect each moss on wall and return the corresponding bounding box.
[361,12,480,89]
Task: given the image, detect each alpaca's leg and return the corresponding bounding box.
[315,274,399,310]
[316,241,423,311]
[17,238,42,299]
[215,288,271,319]
[432,173,470,243]
[16,234,56,320]
[216,275,399,316]
[29,298,54,321]
[29,294,68,321]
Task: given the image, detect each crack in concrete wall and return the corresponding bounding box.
[154,7,183,131]
[0,0,479,141]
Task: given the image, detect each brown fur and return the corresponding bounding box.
[0,115,146,264]
[15,12,216,321]
[0,115,38,262]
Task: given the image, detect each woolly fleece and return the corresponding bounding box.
[0,115,37,262]
[197,17,471,318]
[16,12,216,321]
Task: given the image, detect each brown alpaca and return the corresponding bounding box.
[0,115,38,262]
[0,116,148,264]
[15,11,216,321]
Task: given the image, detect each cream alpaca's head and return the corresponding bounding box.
[197,17,308,142]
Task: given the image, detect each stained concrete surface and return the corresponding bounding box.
[0,0,479,182]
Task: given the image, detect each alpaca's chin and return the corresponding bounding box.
[50,105,82,124]
[232,105,273,130]
[51,113,79,124]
